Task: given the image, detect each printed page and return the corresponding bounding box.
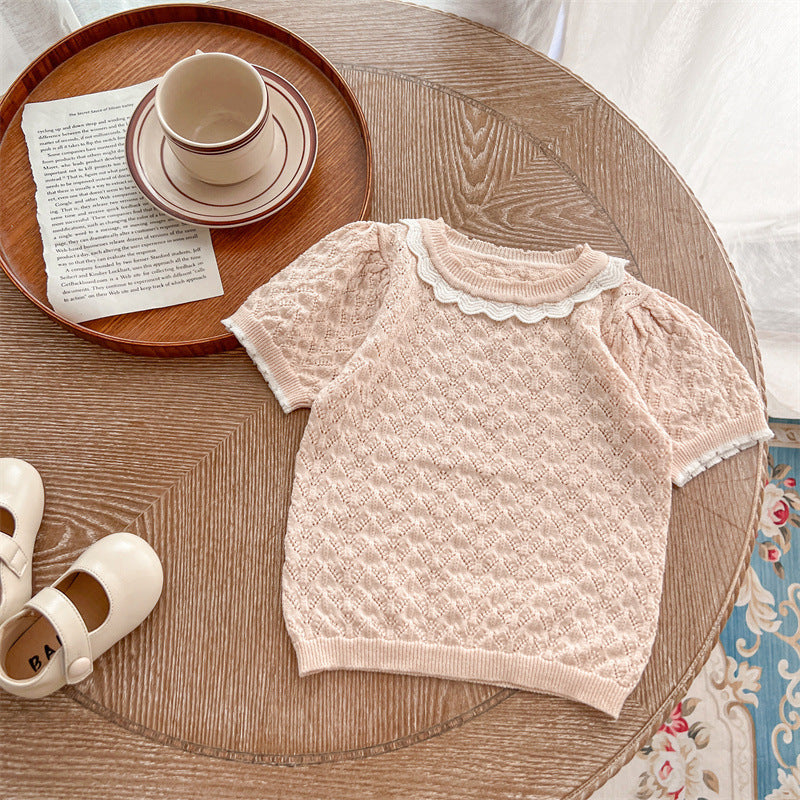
[21,80,223,323]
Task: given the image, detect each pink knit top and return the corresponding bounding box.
[223,218,771,718]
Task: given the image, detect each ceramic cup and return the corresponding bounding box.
[154,52,275,185]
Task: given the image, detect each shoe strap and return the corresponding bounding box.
[0,533,26,577]
[26,586,93,684]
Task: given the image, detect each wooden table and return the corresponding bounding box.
[0,2,767,798]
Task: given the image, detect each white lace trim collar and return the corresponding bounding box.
[403,219,627,324]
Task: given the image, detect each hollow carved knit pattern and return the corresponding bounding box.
[223,218,771,718]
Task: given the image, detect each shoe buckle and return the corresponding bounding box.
[0,533,26,577]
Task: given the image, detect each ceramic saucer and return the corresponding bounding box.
[126,66,317,228]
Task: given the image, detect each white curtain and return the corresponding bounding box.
[2,0,798,417]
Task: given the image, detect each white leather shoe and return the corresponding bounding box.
[0,458,45,624]
[0,532,163,699]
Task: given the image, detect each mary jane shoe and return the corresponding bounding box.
[0,458,45,623]
[0,532,163,699]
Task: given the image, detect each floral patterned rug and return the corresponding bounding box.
[592,419,800,800]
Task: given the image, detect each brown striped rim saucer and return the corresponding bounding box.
[125,66,317,229]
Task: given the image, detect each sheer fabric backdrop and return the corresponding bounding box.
[1,0,798,416]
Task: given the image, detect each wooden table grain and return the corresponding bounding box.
[0,2,767,798]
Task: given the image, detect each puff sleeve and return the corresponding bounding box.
[223,221,391,412]
[603,281,772,486]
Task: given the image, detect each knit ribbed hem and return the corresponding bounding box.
[294,637,632,718]
[672,411,773,486]
[222,309,308,413]
[418,218,610,306]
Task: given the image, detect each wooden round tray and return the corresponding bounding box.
[0,4,372,357]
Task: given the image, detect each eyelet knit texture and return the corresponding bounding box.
[223,219,771,718]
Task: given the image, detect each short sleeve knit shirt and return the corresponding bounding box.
[224,218,771,718]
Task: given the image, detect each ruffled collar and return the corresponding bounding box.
[404,218,627,324]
